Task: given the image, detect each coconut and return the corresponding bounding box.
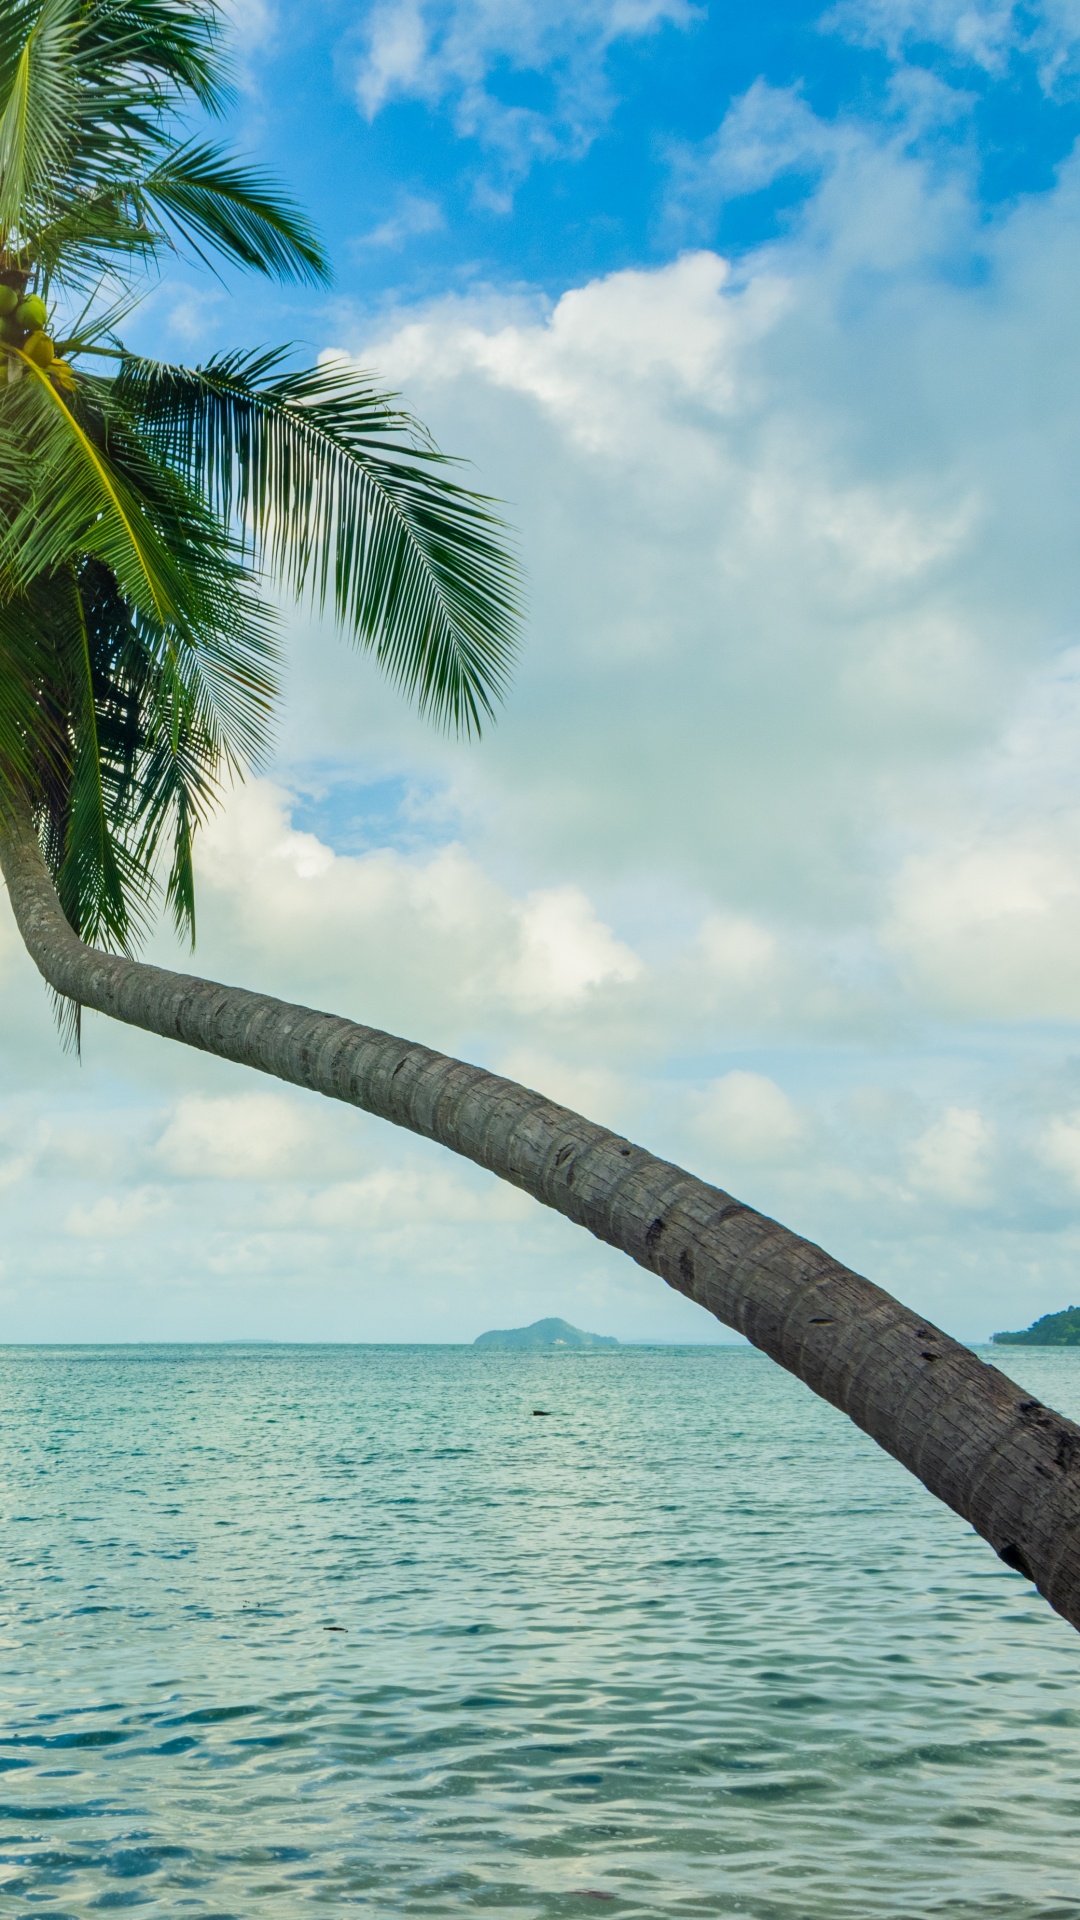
[15,294,46,331]
[22,331,54,367]
[0,286,18,316]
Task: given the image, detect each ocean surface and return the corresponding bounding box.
[1,1342,1080,1918]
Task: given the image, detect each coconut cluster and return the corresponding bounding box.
[0,284,58,368]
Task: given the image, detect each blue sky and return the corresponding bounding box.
[128,0,1080,352]
[7,0,1080,1344]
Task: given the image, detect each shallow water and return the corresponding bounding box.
[1,1341,1079,1917]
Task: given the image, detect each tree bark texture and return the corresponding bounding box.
[3,802,1080,1631]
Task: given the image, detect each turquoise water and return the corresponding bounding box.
[2,1342,1080,1918]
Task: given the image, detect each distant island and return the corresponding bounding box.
[992,1306,1080,1347]
[473,1317,619,1350]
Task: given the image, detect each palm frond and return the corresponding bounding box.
[121,351,523,732]
[51,562,142,951]
[72,0,230,117]
[0,0,76,241]
[0,0,524,966]
[136,141,329,285]
[0,585,63,805]
[0,356,188,629]
[10,2,327,289]
[33,188,160,287]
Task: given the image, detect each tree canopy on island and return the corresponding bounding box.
[993,1308,1080,1347]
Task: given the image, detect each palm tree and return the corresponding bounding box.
[4,0,1080,1638]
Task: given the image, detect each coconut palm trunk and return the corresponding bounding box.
[5,796,1080,1636]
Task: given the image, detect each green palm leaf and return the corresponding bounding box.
[0,0,75,239]
[120,351,522,732]
[0,0,522,972]
[137,142,328,285]
[1,357,190,629]
[0,584,64,803]
[72,0,229,117]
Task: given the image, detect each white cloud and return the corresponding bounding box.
[825,0,1021,69]
[353,0,695,185]
[154,1092,330,1181]
[883,653,1080,1019]
[355,192,444,249]
[1040,1113,1080,1190]
[188,778,643,1032]
[363,251,785,455]
[221,0,277,51]
[908,1107,993,1205]
[511,885,641,1008]
[691,1071,806,1168]
[886,829,1080,1018]
[825,0,1080,85]
[289,1165,529,1228]
[66,1189,170,1239]
[669,79,849,210]
[696,914,781,988]
[12,82,1080,1343]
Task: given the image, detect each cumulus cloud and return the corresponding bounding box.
[1040,1113,1080,1191]
[188,778,644,1039]
[66,1189,171,1239]
[667,80,851,218]
[887,830,1080,1018]
[154,1093,333,1181]
[10,76,1080,1343]
[884,652,1080,1019]
[511,885,641,1007]
[690,1071,807,1168]
[285,1165,530,1228]
[907,1107,994,1205]
[352,0,694,187]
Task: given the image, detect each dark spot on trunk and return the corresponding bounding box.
[706,1200,750,1233]
[998,1543,1034,1580]
[645,1217,666,1258]
[555,1144,574,1168]
[921,1351,938,1362]
[678,1247,695,1288]
[809,1316,834,1325]
[1055,1428,1080,1471]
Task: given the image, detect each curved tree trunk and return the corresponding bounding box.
[3,803,1080,1632]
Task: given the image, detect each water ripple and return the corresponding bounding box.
[1,1342,1079,1916]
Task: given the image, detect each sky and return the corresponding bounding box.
[5,0,1080,1343]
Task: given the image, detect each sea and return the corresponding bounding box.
[1,1340,1080,1919]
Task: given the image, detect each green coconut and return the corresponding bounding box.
[0,286,18,316]
[23,330,54,367]
[15,293,46,331]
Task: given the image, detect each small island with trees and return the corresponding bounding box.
[992,1307,1080,1346]
[473,1318,619,1350]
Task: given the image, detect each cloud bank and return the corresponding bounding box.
[6,76,1080,1345]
